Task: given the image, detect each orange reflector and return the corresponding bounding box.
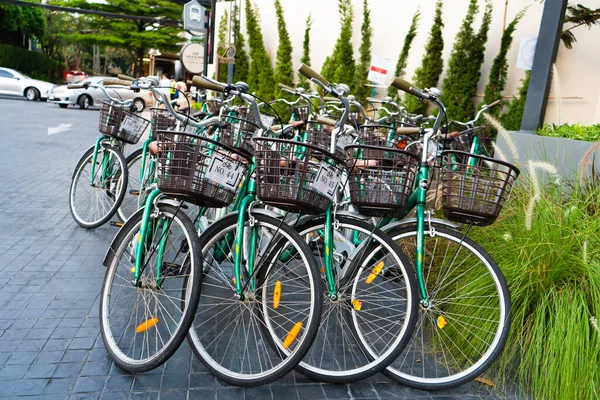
[320,267,325,273]
[283,322,303,349]
[273,280,282,309]
[366,261,385,284]
[135,318,159,333]
[437,316,447,329]
[352,299,362,311]
[397,140,407,150]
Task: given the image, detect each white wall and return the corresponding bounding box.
[213,0,600,126]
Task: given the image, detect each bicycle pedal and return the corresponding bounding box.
[129,190,140,196]
[110,221,124,227]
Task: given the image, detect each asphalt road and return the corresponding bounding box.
[0,97,518,399]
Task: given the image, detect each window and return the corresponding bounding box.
[0,70,14,78]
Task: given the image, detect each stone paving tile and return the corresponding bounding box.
[0,99,522,399]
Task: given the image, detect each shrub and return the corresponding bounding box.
[0,44,62,82]
[354,0,372,101]
[387,9,420,101]
[232,5,249,84]
[244,0,274,100]
[537,123,600,142]
[297,14,312,89]
[215,10,229,81]
[321,0,355,86]
[501,71,530,130]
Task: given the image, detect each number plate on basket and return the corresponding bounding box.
[205,154,244,189]
[311,162,340,200]
[120,116,144,134]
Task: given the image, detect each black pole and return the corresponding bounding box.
[520,0,568,132]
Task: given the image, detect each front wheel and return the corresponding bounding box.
[25,87,40,101]
[100,204,202,372]
[69,144,127,228]
[187,212,323,386]
[384,226,511,390]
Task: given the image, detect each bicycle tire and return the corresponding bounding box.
[69,144,127,228]
[292,215,419,383]
[100,204,202,372]
[383,225,510,390]
[187,212,323,386]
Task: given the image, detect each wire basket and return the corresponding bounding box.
[204,99,223,115]
[440,151,519,226]
[218,116,259,156]
[254,138,345,215]
[290,106,310,122]
[452,126,494,154]
[155,131,251,208]
[357,125,395,159]
[345,144,420,217]
[98,102,150,144]
[304,121,345,159]
[150,108,177,139]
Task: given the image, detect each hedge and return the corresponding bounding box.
[0,44,63,82]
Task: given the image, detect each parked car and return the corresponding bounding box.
[48,76,154,111]
[65,70,87,84]
[0,67,55,101]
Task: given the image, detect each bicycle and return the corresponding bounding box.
[68,77,150,229]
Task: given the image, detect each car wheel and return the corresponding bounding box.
[59,104,69,109]
[133,98,145,112]
[25,87,40,101]
[78,95,91,110]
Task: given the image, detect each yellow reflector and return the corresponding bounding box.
[135,318,159,333]
[352,299,362,311]
[365,261,385,284]
[437,316,447,329]
[283,322,303,349]
[273,281,282,309]
[130,267,136,273]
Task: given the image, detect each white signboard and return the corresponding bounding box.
[183,0,205,36]
[517,35,537,70]
[311,162,340,200]
[181,43,204,74]
[367,56,391,85]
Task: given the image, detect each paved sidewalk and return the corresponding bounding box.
[0,99,518,399]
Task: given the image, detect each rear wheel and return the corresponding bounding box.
[69,144,127,228]
[384,226,511,390]
[100,204,202,372]
[25,87,40,101]
[79,95,91,109]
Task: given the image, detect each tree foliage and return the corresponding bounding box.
[387,9,420,101]
[321,0,355,86]
[482,8,526,116]
[244,0,274,99]
[442,0,492,122]
[297,14,312,89]
[354,0,372,100]
[232,5,249,84]
[561,4,600,49]
[216,10,229,81]
[501,71,530,130]
[57,0,183,76]
[0,2,46,40]
[274,0,294,88]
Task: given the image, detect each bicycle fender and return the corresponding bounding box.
[381,217,459,232]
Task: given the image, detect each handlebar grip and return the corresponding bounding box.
[67,84,85,89]
[316,116,337,127]
[278,83,295,91]
[396,127,421,134]
[191,75,225,93]
[487,99,501,108]
[117,74,136,82]
[298,64,330,87]
[391,77,425,98]
[103,78,132,86]
[323,96,339,102]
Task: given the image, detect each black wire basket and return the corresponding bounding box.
[254,137,345,215]
[304,121,345,159]
[155,131,251,208]
[204,99,223,115]
[345,144,420,217]
[290,106,310,122]
[98,102,150,145]
[452,126,494,155]
[150,108,177,139]
[357,125,396,159]
[440,151,520,226]
[218,115,259,156]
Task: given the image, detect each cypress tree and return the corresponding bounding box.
[321,0,354,85]
[405,2,443,115]
[244,0,274,99]
[274,0,294,87]
[233,5,249,83]
[441,0,479,121]
[215,10,229,81]
[481,8,526,115]
[387,10,421,100]
[501,71,530,131]
[297,14,312,89]
[354,0,372,100]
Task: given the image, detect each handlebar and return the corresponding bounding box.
[316,116,337,127]
[396,127,421,134]
[278,83,295,91]
[391,77,430,100]
[298,63,330,88]
[117,74,136,82]
[192,75,226,93]
[67,83,85,89]
[103,78,132,87]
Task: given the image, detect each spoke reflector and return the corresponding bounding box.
[283,322,303,349]
[135,318,159,333]
[352,299,362,311]
[273,280,282,309]
[130,267,135,273]
[365,261,384,284]
[437,316,447,329]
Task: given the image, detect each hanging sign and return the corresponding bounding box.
[367,56,391,85]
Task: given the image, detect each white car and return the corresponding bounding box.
[48,76,155,111]
[0,67,56,101]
